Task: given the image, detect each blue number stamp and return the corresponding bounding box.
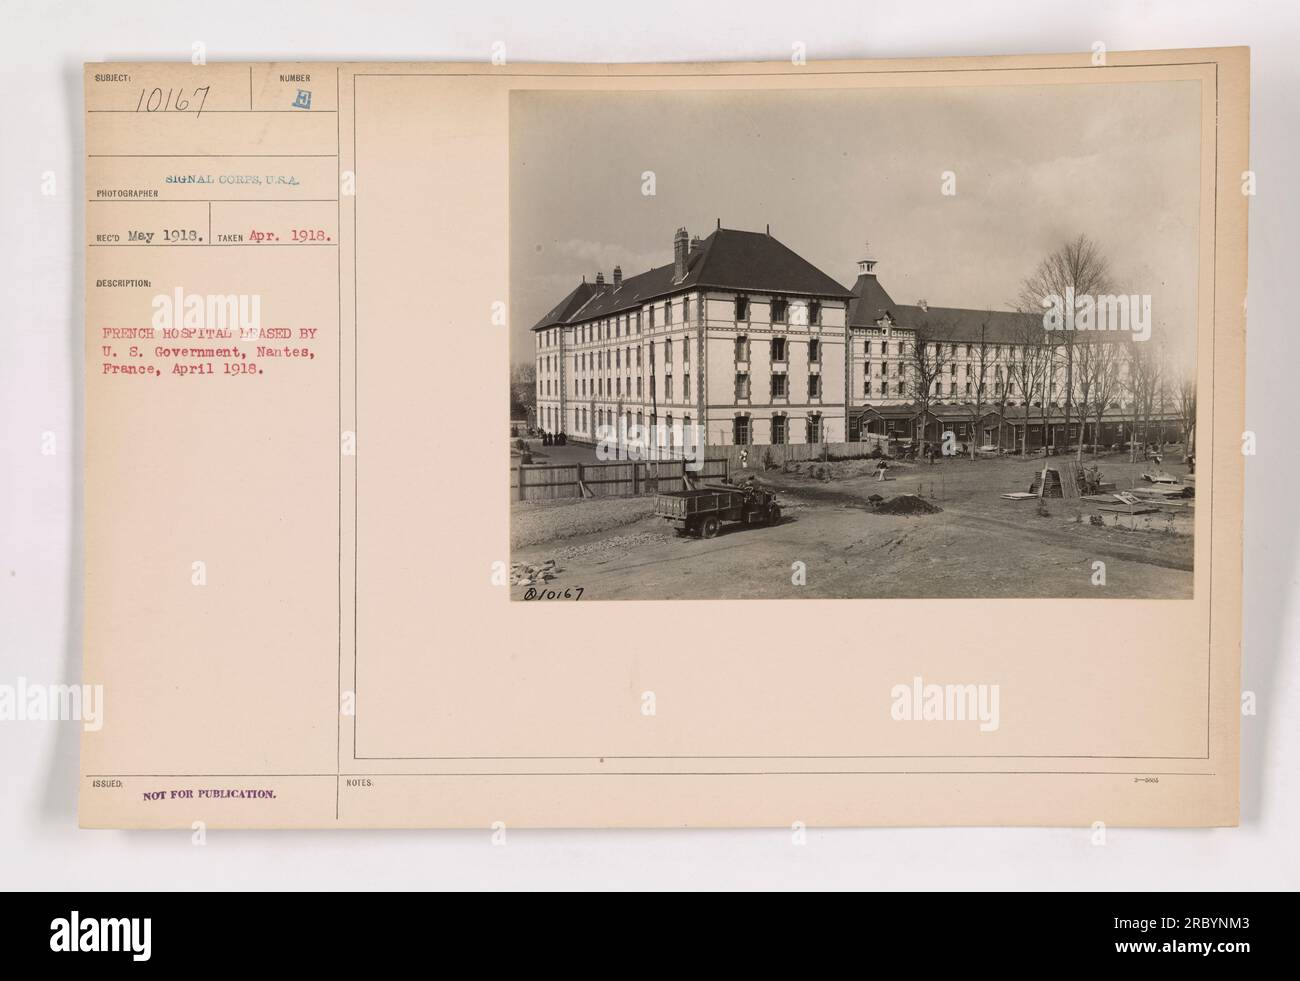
[292,89,312,110]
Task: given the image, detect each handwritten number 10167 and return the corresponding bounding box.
[135,86,211,117]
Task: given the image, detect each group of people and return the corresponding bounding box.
[538,431,566,446]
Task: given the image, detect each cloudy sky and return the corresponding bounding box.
[510,80,1202,367]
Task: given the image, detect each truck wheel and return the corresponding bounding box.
[768,505,781,526]
[700,516,720,539]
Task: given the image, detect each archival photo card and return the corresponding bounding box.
[81,50,1245,828]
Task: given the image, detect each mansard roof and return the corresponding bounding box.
[848,272,1043,344]
[530,226,853,331]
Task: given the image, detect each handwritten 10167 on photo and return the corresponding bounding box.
[509,84,1201,601]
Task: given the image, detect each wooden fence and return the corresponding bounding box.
[513,456,731,502]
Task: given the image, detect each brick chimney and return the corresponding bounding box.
[689,235,703,258]
[595,271,605,289]
[612,265,622,288]
[673,227,689,280]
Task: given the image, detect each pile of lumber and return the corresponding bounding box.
[1028,461,1080,499]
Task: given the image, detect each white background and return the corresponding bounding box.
[1,0,1296,890]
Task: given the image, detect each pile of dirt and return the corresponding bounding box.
[873,494,942,516]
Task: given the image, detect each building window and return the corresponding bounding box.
[735,335,748,362]
[771,415,787,444]
[665,300,673,325]
[665,413,674,448]
[865,378,873,397]
[683,372,690,402]
[636,377,642,397]
[771,373,788,398]
[771,337,787,362]
[735,296,749,321]
[735,372,750,401]
[806,413,823,443]
[808,338,820,363]
[665,338,672,364]
[771,298,788,323]
[733,416,751,445]
[808,374,822,399]
[648,306,655,329]
[808,300,822,325]
[665,375,673,401]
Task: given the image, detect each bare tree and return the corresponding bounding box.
[1017,234,1113,457]
[903,317,952,461]
[510,362,537,420]
[1086,338,1122,457]
[1073,335,1096,460]
[965,321,994,460]
[1010,314,1049,455]
[1176,373,1197,462]
[1124,343,1160,462]
[993,354,1011,453]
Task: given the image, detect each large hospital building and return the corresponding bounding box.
[531,224,1145,450]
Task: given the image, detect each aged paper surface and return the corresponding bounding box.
[82,49,1247,828]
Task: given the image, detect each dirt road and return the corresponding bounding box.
[512,456,1194,600]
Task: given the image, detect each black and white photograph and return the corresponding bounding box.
[511,85,1201,599]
